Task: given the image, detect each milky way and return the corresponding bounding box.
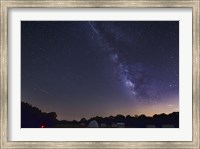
[21,21,179,120]
[88,21,136,98]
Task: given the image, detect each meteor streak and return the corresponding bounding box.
[88,21,98,35]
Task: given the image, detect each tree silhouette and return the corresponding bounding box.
[21,101,179,128]
[21,102,58,128]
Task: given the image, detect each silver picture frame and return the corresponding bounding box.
[0,0,199,148]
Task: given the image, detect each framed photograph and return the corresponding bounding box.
[0,0,199,148]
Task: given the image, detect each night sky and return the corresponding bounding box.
[21,21,179,120]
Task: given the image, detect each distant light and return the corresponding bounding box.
[41,125,45,128]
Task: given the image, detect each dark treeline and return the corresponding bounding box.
[21,102,57,128]
[21,102,179,128]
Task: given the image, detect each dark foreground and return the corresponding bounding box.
[21,102,179,128]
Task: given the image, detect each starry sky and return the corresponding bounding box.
[21,21,179,120]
